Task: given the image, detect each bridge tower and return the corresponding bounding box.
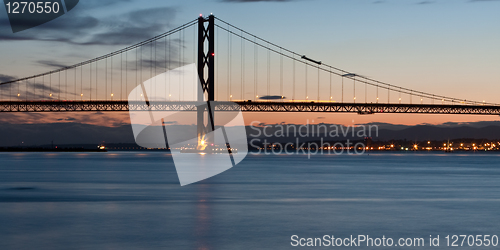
[197,15,215,150]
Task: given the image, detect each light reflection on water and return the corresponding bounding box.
[0,152,499,249]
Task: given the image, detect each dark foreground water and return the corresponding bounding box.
[0,152,499,249]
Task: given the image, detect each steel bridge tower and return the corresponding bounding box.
[197,15,215,150]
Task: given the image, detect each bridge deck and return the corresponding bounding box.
[0,101,499,115]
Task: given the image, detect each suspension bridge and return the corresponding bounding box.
[0,15,499,116]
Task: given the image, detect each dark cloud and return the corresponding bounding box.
[0,13,99,44]
[0,81,73,100]
[0,74,17,83]
[78,0,132,9]
[80,7,177,46]
[57,118,77,121]
[37,60,69,69]
[0,6,178,46]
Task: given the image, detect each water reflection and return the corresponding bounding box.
[196,184,212,250]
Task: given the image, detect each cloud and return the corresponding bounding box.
[57,117,77,121]
[80,7,177,46]
[222,0,291,2]
[0,81,73,100]
[417,1,434,4]
[0,6,178,46]
[0,74,17,83]
[37,60,69,69]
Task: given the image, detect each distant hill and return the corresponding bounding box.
[0,121,499,147]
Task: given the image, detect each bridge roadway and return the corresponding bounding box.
[0,100,499,115]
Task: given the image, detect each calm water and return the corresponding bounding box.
[1,152,500,249]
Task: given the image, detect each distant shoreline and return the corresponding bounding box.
[0,148,107,152]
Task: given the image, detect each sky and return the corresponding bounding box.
[0,0,500,127]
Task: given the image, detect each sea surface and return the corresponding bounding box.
[0,152,499,249]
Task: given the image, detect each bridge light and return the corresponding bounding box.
[169,94,171,97]
[140,94,143,97]
[353,97,356,100]
[212,53,215,56]
[80,93,83,97]
[49,93,52,97]
[17,93,20,97]
[306,96,309,99]
[230,95,232,98]
[111,93,114,97]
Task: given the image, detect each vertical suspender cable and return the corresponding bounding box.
[164,36,167,100]
[254,36,257,100]
[353,77,356,103]
[267,45,270,96]
[241,31,244,100]
[216,27,220,101]
[365,83,367,103]
[105,57,108,100]
[121,53,123,100]
[74,68,76,100]
[329,66,332,102]
[168,38,170,100]
[292,54,295,100]
[90,62,92,100]
[280,48,283,99]
[80,66,82,100]
[227,25,230,100]
[65,69,67,100]
[317,66,319,101]
[95,61,98,99]
[305,62,308,99]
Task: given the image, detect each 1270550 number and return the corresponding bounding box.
[446,235,498,247]
[5,2,60,14]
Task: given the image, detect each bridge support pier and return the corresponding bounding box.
[197,15,215,150]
